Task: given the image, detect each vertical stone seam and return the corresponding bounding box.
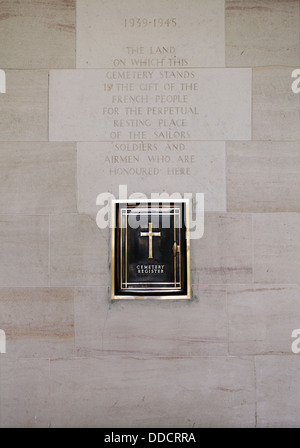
[0,354,2,427]
[75,0,78,69]
[225,286,229,356]
[48,215,51,287]
[298,0,300,140]
[224,141,227,213]
[72,288,76,357]
[48,358,52,428]
[224,0,227,68]
[47,357,51,428]
[254,356,258,428]
[251,214,254,284]
[76,143,79,214]
[251,68,253,141]
[47,71,50,142]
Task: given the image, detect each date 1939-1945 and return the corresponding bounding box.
[125,18,177,28]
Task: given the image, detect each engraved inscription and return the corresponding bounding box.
[136,264,165,274]
[102,42,198,176]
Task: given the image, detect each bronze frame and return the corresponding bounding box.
[110,199,191,300]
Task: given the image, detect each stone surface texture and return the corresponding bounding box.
[0,0,299,428]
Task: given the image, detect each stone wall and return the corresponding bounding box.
[0,0,299,428]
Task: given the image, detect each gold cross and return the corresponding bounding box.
[140,222,161,259]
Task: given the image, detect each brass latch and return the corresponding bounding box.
[172,242,180,257]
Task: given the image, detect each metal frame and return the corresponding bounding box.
[110,199,191,300]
